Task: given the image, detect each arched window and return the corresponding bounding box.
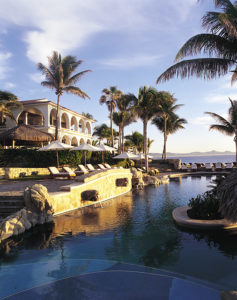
[50,109,57,126]
[85,122,91,134]
[71,137,78,146]
[80,138,85,144]
[87,139,91,144]
[78,119,85,133]
[62,135,70,145]
[61,113,69,129]
[71,116,78,131]
[18,108,45,127]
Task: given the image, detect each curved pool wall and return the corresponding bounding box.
[0,175,237,298]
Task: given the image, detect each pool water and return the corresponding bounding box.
[0,175,237,299]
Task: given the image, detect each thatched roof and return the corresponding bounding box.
[217,169,237,222]
[0,124,53,143]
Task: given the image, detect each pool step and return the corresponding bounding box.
[0,195,25,217]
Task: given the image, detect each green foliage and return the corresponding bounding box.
[115,159,135,168]
[187,190,222,220]
[0,149,114,167]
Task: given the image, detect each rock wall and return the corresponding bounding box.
[0,184,54,242]
[4,168,50,179]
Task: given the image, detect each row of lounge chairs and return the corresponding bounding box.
[48,163,114,179]
[180,162,235,172]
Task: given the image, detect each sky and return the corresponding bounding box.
[0,0,236,153]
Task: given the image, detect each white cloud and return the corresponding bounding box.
[4,82,15,88]
[0,51,12,80]
[99,54,162,69]
[191,115,213,126]
[0,0,196,63]
[29,73,45,83]
[204,93,237,103]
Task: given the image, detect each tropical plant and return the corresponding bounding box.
[131,86,165,171]
[205,98,237,162]
[147,138,154,153]
[125,131,144,153]
[0,91,21,125]
[93,123,118,145]
[82,112,94,119]
[99,86,123,147]
[116,94,138,152]
[38,51,91,140]
[157,0,237,85]
[152,97,187,159]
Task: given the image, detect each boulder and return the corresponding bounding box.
[131,168,144,189]
[143,175,161,186]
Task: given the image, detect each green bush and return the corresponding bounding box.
[187,190,222,220]
[115,159,135,168]
[0,149,114,167]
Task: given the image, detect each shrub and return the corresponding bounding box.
[187,190,222,220]
[115,159,135,168]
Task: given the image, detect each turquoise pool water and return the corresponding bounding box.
[0,175,237,299]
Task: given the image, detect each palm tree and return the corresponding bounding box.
[205,98,237,162]
[93,123,118,145]
[152,113,187,159]
[99,86,123,147]
[38,51,91,140]
[116,94,138,152]
[153,96,185,159]
[132,86,163,171]
[125,131,144,154]
[147,138,154,153]
[157,0,237,85]
[82,112,94,119]
[0,91,22,125]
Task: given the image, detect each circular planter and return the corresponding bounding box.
[172,206,237,230]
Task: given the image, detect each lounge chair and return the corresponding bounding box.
[215,162,223,171]
[191,163,197,172]
[181,164,188,172]
[226,162,233,171]
[48,167,76,179]
[137,167,145,173]
[204,163,213,171]
[86,164,97,172]
[77,164,89,175]
[98,164,106,170]
[103,163,112,169]
[63,166,83,177]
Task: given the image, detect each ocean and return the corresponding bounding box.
[149,154,236,164]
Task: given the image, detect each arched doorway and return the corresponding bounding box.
[85,122,91,134]
[50,109,57,126]
[71,137,78,146]
[71,116,78,131]
[61,113,69,129]
[78,119,85,133]
[62,135,70,145]
[18,108,45,127]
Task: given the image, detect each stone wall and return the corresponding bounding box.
[51,168,133,215]
[4,168,50,179]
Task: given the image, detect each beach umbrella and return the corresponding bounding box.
[113,152,137,159]
[97,143,116,163]
[132,153,152,168]
[70,143,102,166]
[38,140,73,168]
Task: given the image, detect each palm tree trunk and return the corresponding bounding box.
[110,106,114,148]
[162,117,167,160]
[235,134,237,164]
[122,126,124,152]
[118,126,122,153]
[55,94,61,141]
[143,119,148,172]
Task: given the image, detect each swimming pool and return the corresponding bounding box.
[0,175,236,299]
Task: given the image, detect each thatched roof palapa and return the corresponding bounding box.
[0,124,53,143]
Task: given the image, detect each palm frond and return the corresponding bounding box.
[66,70,92,85]
[63,86,90,99]
[209,124,234,135]
[37,63,57,86]
[156,58,234,83]
[205,111,232,126]
[175,34,237,62]
[41,81,56,90]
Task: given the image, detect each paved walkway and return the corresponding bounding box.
[0,179,75,196]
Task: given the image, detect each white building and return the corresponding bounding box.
[0,99,95,145]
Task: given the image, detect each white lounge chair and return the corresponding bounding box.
[204,163,213,171]
[86,164,97,172]
[191,163,197,172]
[226,163,233,170]
[77,165,89,175]
[98,164,106,170]
[215,162,223,171]
[48,167,76,179]
[63,166,82,177]
[103,163,112,169]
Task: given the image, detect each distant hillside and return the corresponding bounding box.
[149,150,235,157]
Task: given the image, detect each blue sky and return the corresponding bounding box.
[0,0,236,153]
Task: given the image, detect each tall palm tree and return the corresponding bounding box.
[157,0,237,85]
[113,112,123,153]
[129,86,162,171]
[152,113,187,159]
[206,98,237,162]
[0,91,22,125]
[99,86,123,147]
[153,96,185,159]
[38,51,91,140]
[116,94,138,152]
[147,138,154,153]
[93,123,118,145]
